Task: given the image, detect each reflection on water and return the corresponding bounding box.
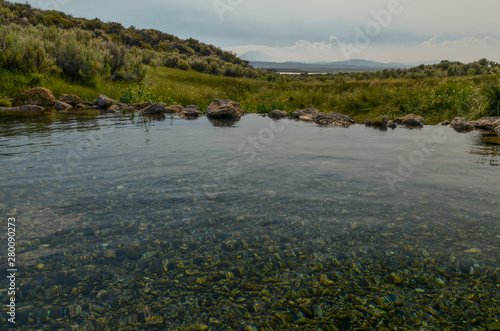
[0,112,499,330]
[468,131,500,166]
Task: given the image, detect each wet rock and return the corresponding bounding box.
[180,105,203,119]
[387,121,397,129]
[206,99,244,119]
[495,125,500,136]
[464,247,482,254]
[140,102,166,114]
[103,249,117,259]
[75,103,91,110]
[365,116,389,129]
[449,117,474,132]
[291,108,321,121]
[0,105,44,112]
[117,103,136,112]
[391,114,425,127]
[471,117,500,131]
[106,104,121,113]
[268,109,288,119]
[315,112,355,127]
[13,87,55,107]
[60,94,82,106]
[438,120,451,126]
[116,243,142,260]
[132,100,153,110]
[165,104,185,113]
[44,285,62,300]
[54,101,73,111]
[97,94,116,108]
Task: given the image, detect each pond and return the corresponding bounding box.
[0,112,499,330]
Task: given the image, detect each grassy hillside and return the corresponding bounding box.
[0,0,278,85]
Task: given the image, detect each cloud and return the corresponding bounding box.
[233,34,500,64]
[22,0,500,63]
[421,34,438,48]
[235,36,357,63]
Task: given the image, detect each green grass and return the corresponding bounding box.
[0,69,132,102]
[146,67,499,123]
[1,66,499,125]
[146,66,268,111]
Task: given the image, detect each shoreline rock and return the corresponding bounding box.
[59,94,82,106]
[140,103,166,115]
[315,112,355,127]
[96,94,116,108]
[54,101,73,111]
[292,108,354,127]
[267,109,287,119]
[165,105,184,113]
[365,116,389,129]
[12,87,55,107]
[0,105,45,112]
[389,114,425,128]
[449,117,478,132]
[132,100,153,110]
[206,99,244,119]
[291,108,321,121]
[180,105,203,119]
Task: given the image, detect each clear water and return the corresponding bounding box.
[0,112,499,330]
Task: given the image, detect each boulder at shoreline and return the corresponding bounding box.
[96,94,116,108]
[165,105,184,113]
[449,117,474,132]
[180,105,203,119]
[206,99,244,119]
[12,87,55,107]
[291,108,321,121]
[140,103,166,114]
[365,116,389,129]
[267,109,288,119]
[54,101,73,111]
[389,114,425,127]
[60,94,82,106]
[315,112,355,127]
[292,108,354,127]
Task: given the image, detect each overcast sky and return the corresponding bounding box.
[25,0,500,63]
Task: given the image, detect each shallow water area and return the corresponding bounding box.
[0,112,499,330]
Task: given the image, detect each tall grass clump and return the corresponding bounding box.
[483,86,500,117]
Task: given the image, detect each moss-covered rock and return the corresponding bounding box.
[12,87,55,107]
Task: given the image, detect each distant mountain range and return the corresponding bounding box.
[249,59,441,73]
